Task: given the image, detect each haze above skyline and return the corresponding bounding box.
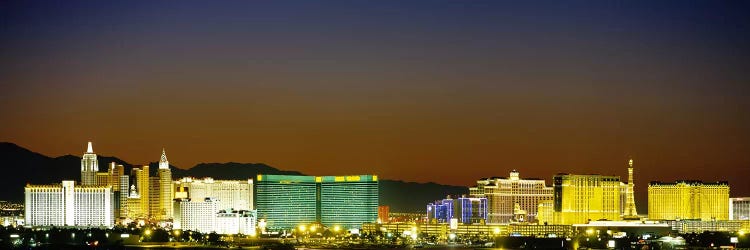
[2,0,749,205]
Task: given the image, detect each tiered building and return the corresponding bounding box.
[648,180,729,221]
[469,170,553,223]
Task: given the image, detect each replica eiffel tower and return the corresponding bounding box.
[623,158,640,220]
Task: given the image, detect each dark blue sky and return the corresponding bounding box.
[2,1,750,209]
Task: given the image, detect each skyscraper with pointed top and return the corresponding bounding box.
[156,148,173,220]
[623,158,639,219]
[81,142,99,186]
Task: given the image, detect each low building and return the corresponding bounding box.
[215,209,257,235]
[173,198,258,235]
[427,196,488,224]
[730,197,750,221]
[665,220,750,234]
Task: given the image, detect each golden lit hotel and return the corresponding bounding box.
[648,180,729,221]
[552,174,621,225]
[469,170,553,223]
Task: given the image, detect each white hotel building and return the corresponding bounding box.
[25,180,114,228]
[173,198,257,235]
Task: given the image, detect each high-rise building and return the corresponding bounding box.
[469,170,553,223]
[131,165,150,219]
[553,174,621,225]
[80,142,98,186]
[320,175,379,229]
[149,176,160,220]
[623,158,638,219]
[730,197,750,220]
[25,180,114,228]
[118,175,129,218]
[256,174,378,230]
[648,181,729,221]
[174,177,254,211]
[157,149,173,221]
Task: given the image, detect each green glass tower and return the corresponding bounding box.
[256,174,378,230]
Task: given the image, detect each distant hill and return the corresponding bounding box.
[0,142,467,212]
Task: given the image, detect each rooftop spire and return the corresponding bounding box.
[86,141,93,153]
[159,148,170,169]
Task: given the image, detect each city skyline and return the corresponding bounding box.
[4,1,749,248]
[3,1,749,207]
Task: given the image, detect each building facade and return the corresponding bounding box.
[256,174,378,230]
[553,174,621,225]
[319,175,379,229]
[174,177,254,211]
[25,180,114,228]
[427,196,488,224]
[173,198,218,233]
[469,170,553,223]
[648,181,730,221]
[730,197,750,220]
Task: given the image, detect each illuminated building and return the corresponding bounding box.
[362,222,572,239]
[25,180,114,228]
[378,205,390,223]
[320,175,378,229]
[174,177,253,211]
[130,165,150,219]
[173,198,218,233]
[622,158,638,219]
[537,200,554,225]
[730,197,750,220]
[426,196,488,224]
[157,149,173,220]
[214,209,257,235]
[173,198,258,235]
[648,180,729,221]
[256,174,378,230]
[80,142,98,186]
[553,174,621,225]
[666,220,750,233]
[427,197,454,223]
[469,170,553,223]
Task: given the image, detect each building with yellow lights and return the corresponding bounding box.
[256,174,378,230]
[469,170,553,223]
[648,180,729,221]
[552,174,621,225]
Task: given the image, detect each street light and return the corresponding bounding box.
[333,225,341,232]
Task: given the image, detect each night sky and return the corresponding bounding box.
[2,1,749,207]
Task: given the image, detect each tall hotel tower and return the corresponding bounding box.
[157,149,173,220]
[80,142,98,186]
[623,158,639,219]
